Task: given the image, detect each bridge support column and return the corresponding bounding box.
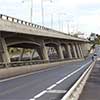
[42,41,49,61]
[30,50,35,60]
[67,44,72,59]
[0,37,10,63]
[72,44,78,58]
[58,45,64,60]
[19,48,25,61]
[76,44,81,58]
[79,44,84,58]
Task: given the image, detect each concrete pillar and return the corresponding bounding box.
[19,48,25,61]
[76,44,81,58]
[0,37,10,63]
[42,41,49,60]
[58,45,64,59]
[72,44,78,58]
[30,50,35,60]
[67,44,72,59]
[79,44,84,57]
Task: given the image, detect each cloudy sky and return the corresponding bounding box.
[0,0,100,37]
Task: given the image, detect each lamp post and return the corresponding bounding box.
[30,0,33,22]
[30,0,33,23]
[22,0,33,23]
[41,0,44,26]
[58,14,63,31]
[51,14,53,28]
[66,20,73,34]
[41,0,52,26]
[58,13,67,32]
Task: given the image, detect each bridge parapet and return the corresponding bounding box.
[0,14,60,34]
[0,14,87,42]
[0,14,44,29]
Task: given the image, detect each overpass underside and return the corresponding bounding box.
[0,14,90,66]
[0,31,88,65]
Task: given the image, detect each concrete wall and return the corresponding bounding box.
[0,59,83,79]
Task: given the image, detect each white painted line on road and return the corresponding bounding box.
[33,90,47,99]
[56,77,67,84]
[29,60,92,100]
[30,99,35,100]
[47,90,67,93]
[47,84,57,90]
[56,60,91,85]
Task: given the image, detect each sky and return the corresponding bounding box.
[0,0,100,37]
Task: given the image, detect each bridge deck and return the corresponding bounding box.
[79,60,100,100]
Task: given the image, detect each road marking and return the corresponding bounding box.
[56,77,67,84]
[30,60,92,100]
[47,90,67,93]
[33,90,47,99]
[47,84,57,90]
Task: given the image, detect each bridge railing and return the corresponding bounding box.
[0,14,75,38]
[0,14,44,29]
[0,14,51,31]
[0,14,88,42]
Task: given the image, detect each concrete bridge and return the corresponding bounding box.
[0,14,90,64]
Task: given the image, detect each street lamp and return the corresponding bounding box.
[58,13,63,31]
[30,0,33,22]
[66,20,73,34]
[22,0,33,23]
[41,0,53,26]
[51,13,53,28]
[58,13,68,32]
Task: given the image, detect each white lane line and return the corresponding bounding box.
[30,60,92,100]
[56,77,67,84]
[33,90,47,99]
[56,60,91,85]
[47,84,57,90]
[47,90,67,93]
[30,99,35,100]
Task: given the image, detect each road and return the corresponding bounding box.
[0,58,93,100]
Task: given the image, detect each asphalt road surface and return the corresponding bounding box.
[0,57,93,100]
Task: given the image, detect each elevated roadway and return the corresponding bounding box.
[0,14,87,42]
[0,14,90,65]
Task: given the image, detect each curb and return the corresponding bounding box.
[61,60,96,100]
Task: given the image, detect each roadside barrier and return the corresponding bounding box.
[61,60,96,100]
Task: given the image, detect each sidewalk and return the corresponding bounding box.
[79,61,100,100]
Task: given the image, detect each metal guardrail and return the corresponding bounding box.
[61,60,96,100]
